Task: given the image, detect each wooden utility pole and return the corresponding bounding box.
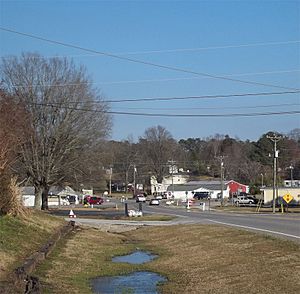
[216,156,227,206]
[267,134,282,213]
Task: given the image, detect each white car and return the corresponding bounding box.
[234,196,255,206]
[155,195,163,200]
[149,199,160,205]
[136,195,146,202]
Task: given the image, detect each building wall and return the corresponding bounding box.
[227,181,249,195]
[262,188,300,204]
[22,195,35,207]
[172,187,230,200]
[284,180,300,188]
[151,174,189,194]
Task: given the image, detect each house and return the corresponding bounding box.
[21,186,35,207]
[166,180,230,200]
[150,173,189,195]
[21,185,79,207]
[226,180,249,196]
[261,187,300,205]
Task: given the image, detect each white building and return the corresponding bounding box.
[150,173,189,195]
[284,179,300,188]
[21,186,79,207]
[166,180,230,200]
[261,187,300,205]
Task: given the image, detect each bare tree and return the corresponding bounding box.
[138,125,177,183]
[0,90,30,215]
[1,53,111,209]
[0,90,29,172]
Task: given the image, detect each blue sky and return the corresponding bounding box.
[1,0,299,142]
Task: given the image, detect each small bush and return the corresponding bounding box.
[0,173,29,217]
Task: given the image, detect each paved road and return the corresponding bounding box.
[61,199,300,242]
[143,202,300,242]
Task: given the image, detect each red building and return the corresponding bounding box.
[226,180,249,196]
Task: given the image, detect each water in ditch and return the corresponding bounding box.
[112,250,158,264]
[91,271,166,294]
[91,250,166,294]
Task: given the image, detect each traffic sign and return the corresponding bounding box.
[283,193,293,204]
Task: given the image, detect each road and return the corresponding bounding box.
[143,201,300,242]
[59,199,300,243]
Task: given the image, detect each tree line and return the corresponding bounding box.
[101,127,300,195]
[0,53,299,213]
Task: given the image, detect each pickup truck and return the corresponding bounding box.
[234,196,255,206]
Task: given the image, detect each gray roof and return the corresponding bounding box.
[21,186,35,195]
[167,181,223,192]
[21,185,77,196]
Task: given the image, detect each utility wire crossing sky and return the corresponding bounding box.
[0,1,299,141]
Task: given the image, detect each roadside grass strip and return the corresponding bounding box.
[33,224,300,294]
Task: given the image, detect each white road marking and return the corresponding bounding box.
[207,219,300,240]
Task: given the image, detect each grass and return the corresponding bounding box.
[33,224,300,294]
[0,210,65,283]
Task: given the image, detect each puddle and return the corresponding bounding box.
[91,271,166,294]
[91,250,165,293]
[112,250,157,264]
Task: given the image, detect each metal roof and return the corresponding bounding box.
[167,181,223,192]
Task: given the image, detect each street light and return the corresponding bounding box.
[260,173,264,188]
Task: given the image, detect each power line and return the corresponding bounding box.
[22,90,297,105]
[2,40,299,59]
[29,102,300,118]
[6,69,300,88]
[0,27,298,91]
[112,102,300,111]
[104,90,300,103]
[112,40,300,55]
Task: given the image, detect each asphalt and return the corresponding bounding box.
[59,199,300,243]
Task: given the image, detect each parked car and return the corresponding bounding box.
[136,195,146,202]
[193,192,210,200]
[66,194,79,205]
[234,196,255,206]
[149,199,160,205]
[246,196,259,204]
[155,195,163,200]
[86,196,104,205]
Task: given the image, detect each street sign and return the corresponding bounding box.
[283,193,293,204]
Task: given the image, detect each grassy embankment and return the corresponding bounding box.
[34,223,300,294]
[0,211,65,291]
[1,210,299,293]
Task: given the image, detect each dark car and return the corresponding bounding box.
[246,196,259,204]
[86,196,104,205]
[193,192,210,200]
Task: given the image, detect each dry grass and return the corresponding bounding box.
[34,224,300,294]
[128,225,300,294]
[0,175,29,217]
[0,210,65,282]
[35,228,137,293]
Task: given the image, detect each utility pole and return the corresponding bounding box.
[133,164,136,196]
[289,165,294,187]
[267,134,282,213]
[260,173,264,188]
[109,166,112,196]
[170,159,175,198]
[216,156,227,206]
